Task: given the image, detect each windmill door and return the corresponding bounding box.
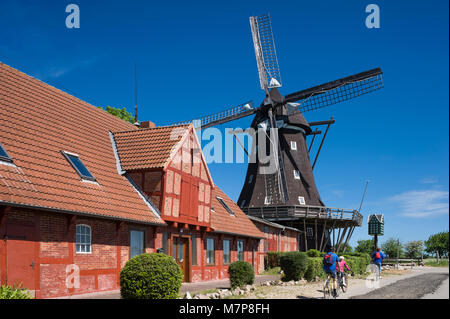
[5,224,36,290]
[173,236,190,282]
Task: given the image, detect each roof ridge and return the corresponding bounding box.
[113,123,191,135]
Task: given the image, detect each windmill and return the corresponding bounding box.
[171,14,384,252]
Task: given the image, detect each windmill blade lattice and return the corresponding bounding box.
[171,101,255,129]
[250,14,282,90]
[285,68,383,113]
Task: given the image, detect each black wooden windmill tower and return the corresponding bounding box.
[172,14,384,253]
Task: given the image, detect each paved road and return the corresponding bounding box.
[351,272,449,299]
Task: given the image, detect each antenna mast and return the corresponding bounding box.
[358,180,370,212]
[134,62,138,124]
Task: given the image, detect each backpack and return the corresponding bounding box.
[375,252,381,259]
[323,253,334,266]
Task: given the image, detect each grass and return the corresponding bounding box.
[261,267,281,276]
[424,260,449,267]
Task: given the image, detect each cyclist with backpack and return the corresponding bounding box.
[323,247,340,297]
[371,247,386,278]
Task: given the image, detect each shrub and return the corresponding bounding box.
[0,284,33,299]
[304,257,326,281]
[265,251,286,268]
[280,252,308,281]
[306,249,321,258]
[120,253,183,299]
[228,261,255,289]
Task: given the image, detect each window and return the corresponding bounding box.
[240,200,246,208]
[206,237,215,265]
[223,239,231,264]
[298,196,306,205]
[62,151,96,181]
[306,227,313,237]
[293,170,300,180]
[191,234,197,266]
[248,175,253,183]
[0,142,13,163]
[130,230,145,258]
[290,141,297,150]
[237,240,244,261]
[264,239,269,252]
[216,197,234,215]
[264,226,269,234]
[76,224,91,253]
[162,232,168,254]
[264,196,272,205]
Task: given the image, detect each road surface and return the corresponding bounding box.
[339,267,449,299]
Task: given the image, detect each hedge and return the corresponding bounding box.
[0,284,33,299]
[120,253,183,299]
[306,249,321,258]
[228,261,255,289]
[302,254,370,282]
[265,251,287,268]
[280,252,308,281]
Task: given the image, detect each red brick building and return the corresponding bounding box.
[0,62,264,298]
[249,216,301,254]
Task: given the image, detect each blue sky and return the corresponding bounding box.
[0,0,448,248]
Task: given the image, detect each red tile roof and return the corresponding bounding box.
[211,187,264,239]
[0,62,164,225]
[112,125,190,170]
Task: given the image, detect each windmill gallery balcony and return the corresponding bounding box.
[243,205,363,253]
[243,205,363,227]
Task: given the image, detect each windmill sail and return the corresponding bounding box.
[285,68,383,113]
[250,14,282,90]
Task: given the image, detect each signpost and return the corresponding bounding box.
[368,214,384,251]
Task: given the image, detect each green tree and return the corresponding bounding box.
[355,239,374,255]
[382,238,403,259]
[98,105,135,123]
[425,231,449,258]
[343,245,353,253]
[404,241,424,259]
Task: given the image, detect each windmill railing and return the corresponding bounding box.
[243,205,363,227]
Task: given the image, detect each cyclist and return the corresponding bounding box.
[337,256,351,287]
[323,246,340,297]
[371,247,386,279]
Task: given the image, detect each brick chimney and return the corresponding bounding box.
[139,121,156,129]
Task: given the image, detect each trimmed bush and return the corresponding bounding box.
[304,257,326,281]
[306,249,321,258]
[280,252,308,281]
[0,284,33,299]
[120,253,183,299]
[228,261,255,289]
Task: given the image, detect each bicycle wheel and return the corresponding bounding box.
[323,277,331,299]
[340,274,347,293]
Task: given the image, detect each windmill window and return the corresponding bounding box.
[240,200,246,208]
[298,196,306,205]
[0,142,13,163]
[62,151,96,182]
[216,197,234,215]
[264,196,272,205]
[293,170,300,180]
[306,227,313,237]
[76,224,92,254]
[248,175,253,183]
[290,141,297,150]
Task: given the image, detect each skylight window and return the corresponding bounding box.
[216,197,234,215]
[0,142,13,163]
[62,151,96,182]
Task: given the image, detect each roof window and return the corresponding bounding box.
[62,151,96,181]
[0,142,13,163]
[216,197,234,215]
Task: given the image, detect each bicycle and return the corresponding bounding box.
[337,272,348,293]
[323,273,339,299]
